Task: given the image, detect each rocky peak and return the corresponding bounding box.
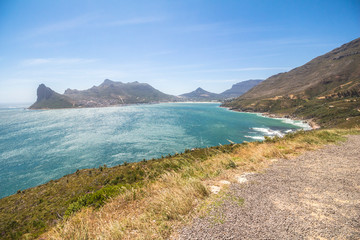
[36,84,54,101]
[195,87,205,92]
[64,88,78,94]
[101,79,115,86]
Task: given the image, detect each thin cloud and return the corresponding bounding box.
[145,50,176,57]
[195,79,241,83]
[189,67,290,73]
[26,15,164,38]
[105,17,165,26]
[27,15,95,37]
[21,58,98,66]
[254,38,318,46]
[177,22,223,33]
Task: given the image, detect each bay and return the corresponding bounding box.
[0,103,309,198]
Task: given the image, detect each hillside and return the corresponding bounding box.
[223,38,360,127]
[220,79,263,99]
[30,80,178,109]
[180,87,221,101]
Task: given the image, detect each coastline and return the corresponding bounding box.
[27,101,221,110]
[221,106,320,130]
[259,112,321,130]
[2,102,354,238]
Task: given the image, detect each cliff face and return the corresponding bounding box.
[30,84,74,109]
[36,84,53,101]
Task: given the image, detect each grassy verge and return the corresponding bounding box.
[37,128,358,240]
[0,144,236,239]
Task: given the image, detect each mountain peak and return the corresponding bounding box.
[36,84,54,101]
[195,87,205,92]
[30,84,74,109]
[101,79,115,85]
[220,80,263,99]
[180,87,220,100]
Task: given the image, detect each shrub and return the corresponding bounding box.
[225,160,237,169]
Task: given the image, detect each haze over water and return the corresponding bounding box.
[0,103,309,198]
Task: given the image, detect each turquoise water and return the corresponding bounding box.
[0,103,309,198]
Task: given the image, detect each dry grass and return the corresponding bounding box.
[42,128,359,240]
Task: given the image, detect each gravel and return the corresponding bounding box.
[178,135,360,240]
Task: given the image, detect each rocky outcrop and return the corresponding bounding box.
[29,84,75,109]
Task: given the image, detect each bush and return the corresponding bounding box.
[225,160,237,169]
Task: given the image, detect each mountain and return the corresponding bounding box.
[220,80,263,99]
[223,38,360,127]
[30,80,178,109]
[29,84,75,109]
[180,87,221,101]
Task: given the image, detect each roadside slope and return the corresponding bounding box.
[179,135,360,239]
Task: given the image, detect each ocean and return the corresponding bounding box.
[0,103,309,198]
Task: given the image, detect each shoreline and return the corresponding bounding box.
[221,106,320,130]
[2,103,315,199]
[26,101,221,110]
[259,112,320,130]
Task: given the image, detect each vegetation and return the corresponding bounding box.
[224,96,360,128]
[1,128,358,239]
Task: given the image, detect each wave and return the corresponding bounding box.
[277,118,311,130]
[251,127,284,137]
[245,135,265,140]
[239,111,311,130]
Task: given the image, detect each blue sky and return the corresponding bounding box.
[0,0,359,103]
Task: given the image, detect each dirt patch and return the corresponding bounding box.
[178,135,360,239]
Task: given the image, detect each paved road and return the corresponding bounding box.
[179,135,360,239]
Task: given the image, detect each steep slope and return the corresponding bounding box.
[29,84,75,109]
[180,87,221,101]
[223,38,360,127]
[239,38,360,100]
[220,79,263,99]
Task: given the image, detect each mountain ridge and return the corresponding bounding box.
[180,87,221,101]
[30,79,263,109]
[179,80,263,101]
[223,37,360,127]
[30,80,179,109]
[220,79,263,99]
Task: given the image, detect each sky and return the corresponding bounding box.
[0,0,359,103]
